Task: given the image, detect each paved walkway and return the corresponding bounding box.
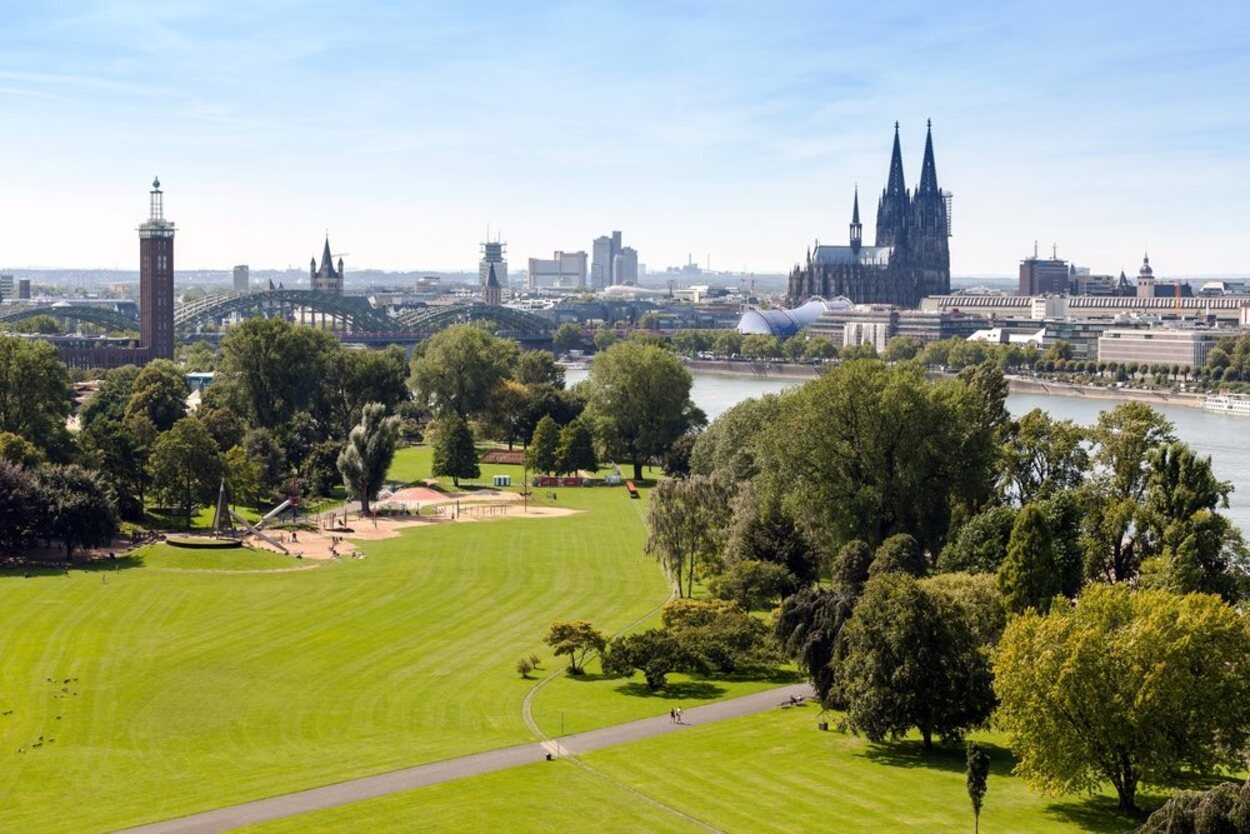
[119,682,813,834]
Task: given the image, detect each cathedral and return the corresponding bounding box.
[787,122,951,307]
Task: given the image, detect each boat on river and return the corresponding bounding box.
[1203,394,1250,416]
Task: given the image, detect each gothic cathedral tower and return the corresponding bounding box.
[875,123,909,249]
[909,121,951,297]
[139,177,176,361]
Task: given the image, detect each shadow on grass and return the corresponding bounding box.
[859,738,1018,778]
[1041,795,1149,833]
[0,555,144,579]
[614,681,727,700]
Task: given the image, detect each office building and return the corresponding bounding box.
[139,177,176,361]
[612,246,639,286]
[0,274,13,300]
[1098,328,1221,368]
[480,239,508,290]
[17,278,30,299]
[233,264,250,292]
[527,251,588,289]
[591,230,623,290]
[1018,250,1070,295]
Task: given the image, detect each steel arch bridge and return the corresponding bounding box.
[174,290,396,336]
[396,302,551,335]
[0,304,139,332]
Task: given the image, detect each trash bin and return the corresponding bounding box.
[818,721,829,731]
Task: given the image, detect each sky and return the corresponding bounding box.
[1,0,1248,277]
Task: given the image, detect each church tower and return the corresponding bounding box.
[909,120,951,296]
[138,177,175,361]
[310,237,343,294]
[875,123,909,249]
[483,262,502,305]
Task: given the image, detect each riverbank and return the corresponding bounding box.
[678,358,1207,409]
[1005,377,1204,409]
[682,359,823,379]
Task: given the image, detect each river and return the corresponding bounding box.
[566,368,1250,532]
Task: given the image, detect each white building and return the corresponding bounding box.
[527,251,588,289]
[613,247,639,286]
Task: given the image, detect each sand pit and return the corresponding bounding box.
[248,502,580,561]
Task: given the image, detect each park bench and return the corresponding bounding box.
[625,481,640,499]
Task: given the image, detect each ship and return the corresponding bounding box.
[1202,394,1250,416]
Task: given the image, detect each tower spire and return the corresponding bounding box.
[849,185,863,252]
[886,121,906,196]
[918,119,939,194]
[320,236,333,272]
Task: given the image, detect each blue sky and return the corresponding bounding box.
[1,1,1248,277]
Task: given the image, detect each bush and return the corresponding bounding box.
[708,559,798,610]
[516,656,536,678]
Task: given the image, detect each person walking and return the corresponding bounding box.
[669,708,675,723]
[675,707,683,724]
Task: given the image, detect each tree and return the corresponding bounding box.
[223,445,261,510]
[79,365,140,428]
[593,329,618,352]
[660,598,779,674]
[242,428,287,498]
[966,742,990,834]
[0,462,41,555]
[552,322,584,354]
[196,406,245,453]
[515,350,565,389]
[725,485,818,583]
[219,317,340,430]
[689,394,784,483]
[645,474,730,597]
[997,504,1061,613]
[337,403,401,517]
[994,584,1250,812]
[10,313,61,334]
[999,409,1089,504]
[321,346,410,439]
[830,539,874,596]
[936,506,1016,574]
[80,415,151,519]
[124,360,188,432]
[1139,778,1250,833]
[583,341,705,481]
[430,413,478,487]
[411,325,519,419]
[869,533,927,577]
[33,464,118,560]
[0,431,44,468]
[775,585,857,705]
[711,330,742,358]
[557,419,598,475]
[709,560,798,610]
[543,620,606,675]
[660,432,698,478]
[525,415,561,475]
[885,335,924,362]
[149,417,224,527]
[756,360,1004,557]
[840,573,995,749]
[1082,403,1177,583]
[0,335,72,460]
[601,628,693,690]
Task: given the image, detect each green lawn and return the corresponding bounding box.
[0,485,667,833]
[138,543,313,572]
[242,708,1149,833]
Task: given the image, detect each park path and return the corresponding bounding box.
[117,682,813,834]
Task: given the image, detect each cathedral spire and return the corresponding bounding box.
[886,121,906,196]
[320,237,334,272]
[849,185,863,252]
[918,119,939,194]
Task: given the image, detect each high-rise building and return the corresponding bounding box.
[788,121,951,306]
[612,246,639,286]
[233,264,250,292]
[591,230,627,289]
[1018,249,1071,295]
[0,274,13,300]
[139,177,176,361]
[528,251,588,289]
[480,239,508,290]
[17,278,30,300]
[310,238,344,294]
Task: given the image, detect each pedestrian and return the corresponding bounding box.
[675,707,683,724]
[669,708,675,723]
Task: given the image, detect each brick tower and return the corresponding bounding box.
[139,177,176,360]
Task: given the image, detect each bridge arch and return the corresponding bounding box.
[174,290,395,336]
[0,305,139,332]
[396,303,551,336]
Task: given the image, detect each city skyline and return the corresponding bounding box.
[1,2,1248,276]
